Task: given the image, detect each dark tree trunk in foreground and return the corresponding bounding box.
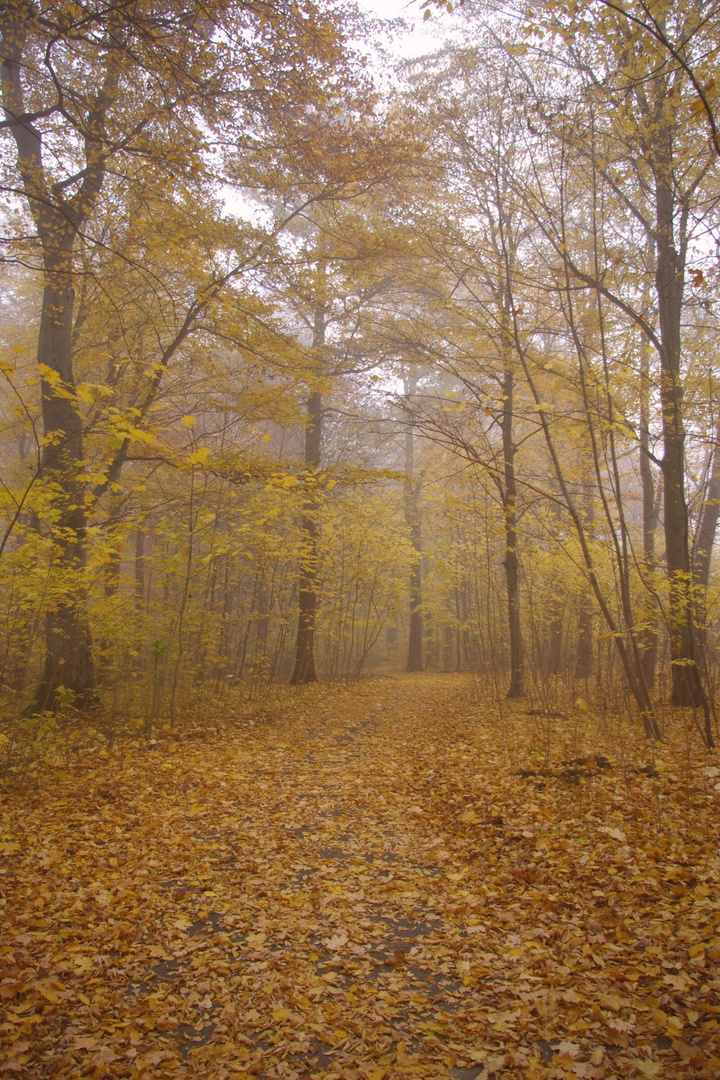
[653,145,709,731]
[32,257,97,710]
[403,377,423,673]
[0,13,117,710]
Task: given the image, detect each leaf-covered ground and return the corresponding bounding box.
[2,674,720,1079]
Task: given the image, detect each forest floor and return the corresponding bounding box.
[1,673,720,1080]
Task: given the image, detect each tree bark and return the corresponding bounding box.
[1,12,118,711]
[501,360,525,697]
[574,601,593,681]
[653,142,708,715]
[693,436,720,592]
[638,338,659,688]
[691,434,720,703]
[32,253,97,710]
[290,299,325,684]
[403,376,423,673]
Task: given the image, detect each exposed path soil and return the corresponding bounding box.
[1,674,720,1079]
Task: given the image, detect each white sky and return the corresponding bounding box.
[354,0,452,59]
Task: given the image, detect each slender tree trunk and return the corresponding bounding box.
[693,437,720,593]
[638,339,660,688]
[169,468,195,725]
[513,325,661,738]
[290,302,324,684]
[692,435,720,701]
[403,376,423,673]
[501,360,525,697]
[574,602,593,680]
[255,566,270,661]
[455,586,463,672]
[134,527,147,674]
[573,482,594,681]
[135,528,146,613]
[547,612,564,676]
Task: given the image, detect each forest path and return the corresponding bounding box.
[1,674,720,1079]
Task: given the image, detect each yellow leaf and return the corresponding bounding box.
[34,979,65,1004]
[185,447,210,466]
[323,932,349,950]
[600,826,626,842]
[633,1060,661,1078]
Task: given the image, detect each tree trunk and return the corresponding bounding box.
[692,434,720,707]
[574,485,594,681]
[32,256,96,711]
[547,612,563,676]
[501,360,525,697]
[574,601,593,681]
[255,569,270,662]
[290,297,325,684]
[638,339,659,689]
[133,527,147,674]
[135,528,147,614]
[403,377,423,673]
[1,17,115,712]
[693,436,720,592]
[654,150,708,716]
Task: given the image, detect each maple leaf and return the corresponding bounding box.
[323,931,349,950]
[633,1059,662,1077]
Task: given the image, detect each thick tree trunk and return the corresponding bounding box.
[403,377,423,673]
[501,362,525,697]
[32,258,96,711]
[654,159,708,718]
[1,17,115,712]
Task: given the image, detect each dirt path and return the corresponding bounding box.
[1,674,720,1079]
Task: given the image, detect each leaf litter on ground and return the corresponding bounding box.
[1,673,720,1079]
